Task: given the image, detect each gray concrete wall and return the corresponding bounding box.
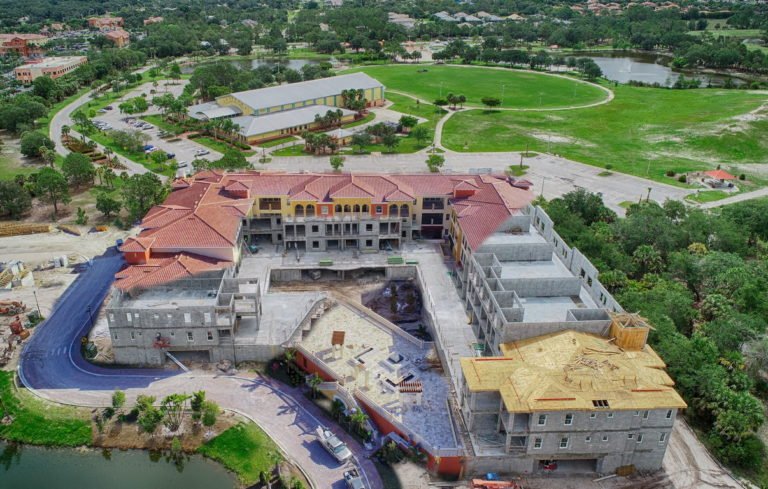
[385,266,417,280]
[478,243,553,262]
[499,319,611,344]
[499,277,582,298]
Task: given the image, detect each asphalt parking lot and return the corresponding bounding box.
[91,81,223,177]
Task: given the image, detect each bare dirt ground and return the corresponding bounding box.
[0,228,130,265]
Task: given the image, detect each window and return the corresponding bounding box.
[184,313,191,324]
[126,313,132,322]
[602,436,609,442]
[312,241,320,249]
[170,332,175,337]
[634,411,640,416]
[659,433,667,443]
[109,313,115,322]
[113,333,118,340]
[564,414,573,425]
[366,224,373,232]
[375,205,382,214]
[153,314,159,320]
[585,436,592,443]
[537,414,547,426]
[533,438,542,449]
[559,437,569,449]
[321,206,328,215]
[187,332,194,342]
[607,412,614,419]
[637,434,644,443]
[590,413,597,419]
[207,331,213,341]
[666,410,673,419]
[204,313,211,324]
[642,410,649,419]
[628,434,634,439]
[592,400,610,408]
[311,225,319,232]
[130,331,135,341]
[365,239,373,247]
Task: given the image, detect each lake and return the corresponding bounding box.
[584,52,744,87]
[0,441,236,489]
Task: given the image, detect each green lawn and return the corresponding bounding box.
[272,145,307,157]
[0,371,91,446]
[688,29,763,38]
[81,128,176,178]
[686,190,731,203]
[257,135,299,148]
[342,112,376,128]
[346,64,609,109]
[442,84,768,183]
[194,137,257,157]
[198,422,282,486]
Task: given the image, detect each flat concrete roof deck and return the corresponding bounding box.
[520,295,590,322]
[120,288,217,309]
[301,303,458,450]
[236,291,323,345]
[497,258,571,280]
[482,232,546,246]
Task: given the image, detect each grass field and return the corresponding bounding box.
[198,422,282,485]
[688,28,763,38]
[686,190,731,203]
[0,371,91,446]
[342,112,376,128]
[257,135,299,148]
[194,137,257,157]
[442,84,768,183]
[347,65,609,109]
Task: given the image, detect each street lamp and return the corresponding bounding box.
[32,289,41,317]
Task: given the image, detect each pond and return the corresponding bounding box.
[584,51,745,87]
[0,441,236,489]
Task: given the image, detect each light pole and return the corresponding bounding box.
[32,289,41,317]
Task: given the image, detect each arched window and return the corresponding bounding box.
[306,204,315,217]
[353,204,361,213]
[295,204,304,217]
[400,205,409,217]
[362,204,369,213]
[389,204,398,215]
[344,205,351,212]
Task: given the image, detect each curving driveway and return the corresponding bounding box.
[17,249,382,489]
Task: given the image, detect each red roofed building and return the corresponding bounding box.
[104,29,130,47]
[88,15,124,30]
[0,33,47,58]
[703,169,736,181]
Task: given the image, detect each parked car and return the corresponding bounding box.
[194,148,210,156]
[166,152,176,160]
[316,426,352,463]
[105,105,113,110]
[176,161,188,169]
[343,469,366,489]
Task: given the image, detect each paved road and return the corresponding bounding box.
[17,249,382,489]
[255,152,692,215]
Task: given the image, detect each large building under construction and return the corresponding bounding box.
[104,170,685,478]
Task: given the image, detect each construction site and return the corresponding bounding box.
[44,170,689,483]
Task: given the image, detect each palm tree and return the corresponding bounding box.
[349,409,368,436]
[61,125,71,140]
[307,373,322,398]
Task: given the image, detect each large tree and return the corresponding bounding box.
[20,131,55,158]
[0,181,32,219]
[35,167,71,218]
[122,173,167,222]
[62,153,95,187]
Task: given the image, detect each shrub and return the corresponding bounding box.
[739,174,746,181]
[605,164,613,170]
[665,170,676,177]
[678,175,687,183]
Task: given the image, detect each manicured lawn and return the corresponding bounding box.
[342,112,376,128]
[688,29,763,38]
[81,128,176,178]
[0,371,91,446]
[257,135,299,148]
[194,137,257,157]
[442,84,768,183]
[347,64,609,109]
[198,422,282,485]
[686,190,731,203]
[272,145,308,157]
[38,86,91,137]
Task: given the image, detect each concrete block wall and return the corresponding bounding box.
[499,277,582,298]
[526,206,623,313]
[478,242,554,262]
[498,318,611,345]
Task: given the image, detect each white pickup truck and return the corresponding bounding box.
[344,469,367,489]
[315,426,352,463]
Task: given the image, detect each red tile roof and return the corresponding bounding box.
[117,171,533,290]
[704,170,736,180]
[115,253,229,292]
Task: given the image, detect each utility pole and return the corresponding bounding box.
[32,289,41,317]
